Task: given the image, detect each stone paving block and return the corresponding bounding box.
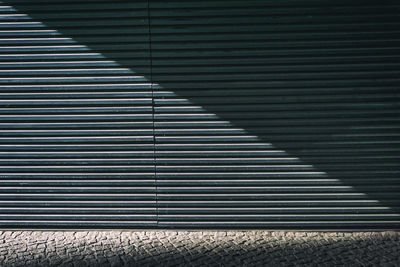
[0,231,399,266]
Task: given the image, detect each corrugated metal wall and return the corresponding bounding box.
[0,0,157,228]
[150,0,400,229]
[1,0,399,229]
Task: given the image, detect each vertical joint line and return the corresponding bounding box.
[147,0,157,226]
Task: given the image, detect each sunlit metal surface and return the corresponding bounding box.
[0,0,399,229]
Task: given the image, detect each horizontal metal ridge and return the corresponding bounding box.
[0,0,399,229]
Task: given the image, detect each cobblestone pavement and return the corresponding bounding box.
[0,231,399,267]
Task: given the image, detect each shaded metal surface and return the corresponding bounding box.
[0,0,399,229]
[0,0,156,228]
[150,0,400,229]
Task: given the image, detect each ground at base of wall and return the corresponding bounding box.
[0,231,399,267]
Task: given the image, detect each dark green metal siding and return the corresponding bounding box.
[0,0,399,229]
[0,0,156,228]
[150,0,400,229]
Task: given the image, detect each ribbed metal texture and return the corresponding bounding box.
[150,0,400,229]
[0,0,156,228]
[1,0,399,229]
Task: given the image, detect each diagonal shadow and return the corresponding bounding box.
[2,0,400,226]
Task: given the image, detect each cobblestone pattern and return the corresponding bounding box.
[0,231,399,267]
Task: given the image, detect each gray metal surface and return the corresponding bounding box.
[0,0,399,229]
[150,0,400,229]
[0,0,156,228]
